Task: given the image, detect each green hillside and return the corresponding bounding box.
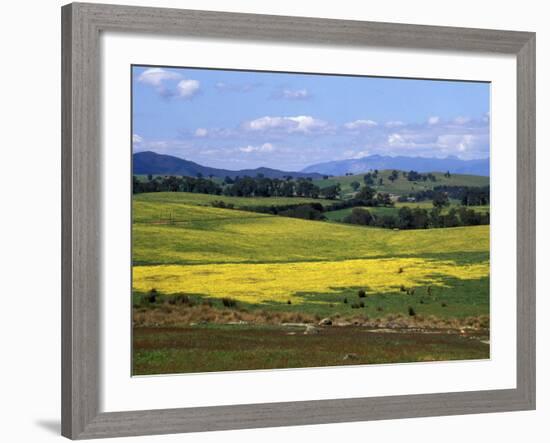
[314,170,489,197]
[133,193,489,266]
[325,201,490,223]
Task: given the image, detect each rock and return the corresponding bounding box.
[304,325,320,335]
[318,318,332,326]
[343,353,359,361]
[335,321,352,327]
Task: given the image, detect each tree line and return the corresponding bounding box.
[397,185,489,206]
[133,174,342,199]
[343,205,489,230]
[133,175,222,195]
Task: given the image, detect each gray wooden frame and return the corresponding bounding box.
[61,2,536,439]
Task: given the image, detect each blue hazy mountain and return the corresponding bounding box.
[133,151,323,179]
[301,154,489,176]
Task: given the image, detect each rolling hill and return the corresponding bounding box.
[313,170,489,197]
[133,151,322,179]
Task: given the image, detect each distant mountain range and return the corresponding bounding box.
[133,151,323,179]
[301,154,489,176]
[134,151,489,179]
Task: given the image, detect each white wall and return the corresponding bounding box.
[0,1,546,442]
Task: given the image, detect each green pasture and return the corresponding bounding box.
[313,170,489,197]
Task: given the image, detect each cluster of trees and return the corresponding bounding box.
[279,203,326,220]
[133,175,222,194]
[211,200,327,221]
[405,170,437,182]
[133,174,343,200]
[387,169,438,183]
[355,186,392,206]
[343,205,489,230]
[362,170,378,185]
[388,170,400,182]
[397,185,489,206]
[326,186,394,212]
[224,176,342,199]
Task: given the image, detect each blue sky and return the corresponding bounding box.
[132,65,490,171]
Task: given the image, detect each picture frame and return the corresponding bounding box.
[61,2,536,439]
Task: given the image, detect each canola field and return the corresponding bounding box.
[133,258,488,305]
[133,192,489,315]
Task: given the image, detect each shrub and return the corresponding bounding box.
[168,293,190,305]
[398,267,404,274]
[441,302,448,307]
[351,303,361,309]
[343,208,373,226]
[279,204,325,221]
[343,297,348,304]
[358,289,366,298]
[376,306,384,312]
[146,288,158,304]
[287,300,292,305]
[408,306,416,316]
[359,301,365,308]
[221,297,238,308]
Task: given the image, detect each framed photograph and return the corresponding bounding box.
[62,2,535,439]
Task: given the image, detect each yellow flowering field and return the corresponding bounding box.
[133,257,489,305]
[132,193,490,317]
[132,198,489,266]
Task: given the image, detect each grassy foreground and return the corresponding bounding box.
[133,324,489,375]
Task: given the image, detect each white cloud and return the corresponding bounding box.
[344,150,370,159]
[238,143,275,153]
[428,116,440,125]
[436,134,481,153]
[137,68,200,99]
[132,134,143,143]
[194,128,208,137]
[344,119,378,130]
[279,89,311,100]
[453,116,471,125]
[385,121,405,128]
[387,133,406,146]
[242,115,328,134]
[215,82,258,93]
[177,79,200,99]
[148,141,169,149]
[137,68,181,87]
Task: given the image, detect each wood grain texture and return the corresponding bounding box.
[62,3,101,438]
[516,34,536,409]
[61,2,536,439]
